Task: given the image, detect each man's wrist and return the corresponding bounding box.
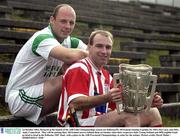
[104,93,111,102]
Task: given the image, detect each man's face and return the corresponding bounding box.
[89,34,113,69]
[50,6,76,41]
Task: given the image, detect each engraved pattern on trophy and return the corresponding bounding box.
[114,64,157,114]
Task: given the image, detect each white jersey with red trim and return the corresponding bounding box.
[57,58,114,126]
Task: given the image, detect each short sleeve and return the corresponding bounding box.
[32,34,60,60]
[64,66,90,100]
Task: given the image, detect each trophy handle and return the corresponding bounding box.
[135,74,141,113]
[145,74,157,112]
[113,73,123,114]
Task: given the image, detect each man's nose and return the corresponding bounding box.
[65,22,71,28]
[101,46,107,53]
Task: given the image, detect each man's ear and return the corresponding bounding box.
[49,16,54,24]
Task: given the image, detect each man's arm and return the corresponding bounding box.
[50,45,88,63]
[70,95,109,111]
[70,88,121,111]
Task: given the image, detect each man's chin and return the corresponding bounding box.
[101,61,108,66]
[60,33,69,38]
[62,35,69,38]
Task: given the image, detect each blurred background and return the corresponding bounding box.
[0,0,180,127]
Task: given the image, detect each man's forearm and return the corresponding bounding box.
[70,94,110,111]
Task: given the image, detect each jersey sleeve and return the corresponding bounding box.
[64,65,90,104]
[32,34,60,60]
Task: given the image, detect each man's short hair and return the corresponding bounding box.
[88,30,113,45]
[52,4,75,18]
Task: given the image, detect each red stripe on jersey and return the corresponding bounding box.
[65,67,90,97]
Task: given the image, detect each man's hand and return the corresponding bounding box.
[108,84,122,102]
[151,92,163,108]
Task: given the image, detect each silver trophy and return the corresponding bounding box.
[113,64,157,114]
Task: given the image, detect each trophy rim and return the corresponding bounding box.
[119,64,152,72]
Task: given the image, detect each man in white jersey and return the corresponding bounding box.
[5,4,88,124]
[58,30,163,127]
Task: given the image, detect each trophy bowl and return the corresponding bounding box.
[113,64,157,114]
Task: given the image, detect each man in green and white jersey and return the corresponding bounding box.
[5,4,88,124]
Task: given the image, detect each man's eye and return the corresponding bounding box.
[60,20,66,24]
[106,45,112,49]
[70,21,74,25]
[95,44,103,48]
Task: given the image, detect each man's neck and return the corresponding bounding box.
[87,57,102,71]
[52,32,64,43]
[48,24,64,43]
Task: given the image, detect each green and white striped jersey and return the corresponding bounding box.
[5,25,87,101]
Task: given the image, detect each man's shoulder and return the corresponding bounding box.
[70,37,80,48]
[66,59,89,73]
[31,27,56,43]
[71,59,88,69]
[70,36,87,49]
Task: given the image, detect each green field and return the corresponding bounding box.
[162,117,180,127]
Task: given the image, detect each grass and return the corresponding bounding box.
[145,50,169,66]
[0,103,10,116]
[162,116,180,127]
